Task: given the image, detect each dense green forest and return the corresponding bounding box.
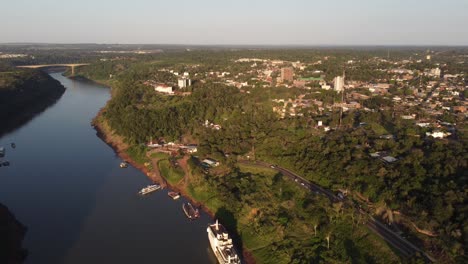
[73,49,466,263]
[0,67,65,137]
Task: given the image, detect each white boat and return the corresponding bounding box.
[207,220,241,264]
[120,162,128,168]
[0,147,5,158]
[138,184,161,195]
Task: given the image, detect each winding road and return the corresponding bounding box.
[239,160,435,262]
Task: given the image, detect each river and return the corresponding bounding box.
[0,73,215,264]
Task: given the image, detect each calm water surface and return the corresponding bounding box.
[0,73,215,264]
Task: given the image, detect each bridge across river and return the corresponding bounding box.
[17,63,90,75]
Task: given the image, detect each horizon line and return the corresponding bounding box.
[1,42,468,48]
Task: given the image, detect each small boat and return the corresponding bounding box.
[1,160,10,166]
[0,147,5,158]
[168,191,180,200]
[120,162,128,168]
[138,184,161,195]
[11,143,16,149]
[183,202,200,220]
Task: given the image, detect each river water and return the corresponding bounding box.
[0,73,215,264]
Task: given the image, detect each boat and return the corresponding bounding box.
[182,202,200,219]
[0,147,5,158]
[168,191,180,200]
[2,160,10,166]
[120,162,128,168]
[207,220,241,264]
[11,143,16,149]
[138,184,161,195]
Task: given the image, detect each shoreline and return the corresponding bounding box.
[0,71,66,138]
[91,106,256,264]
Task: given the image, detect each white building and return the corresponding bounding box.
[334,76,344,92]
[429,68,441,78]
[321,84,331,90]
[426,131,450,138]
[155,85,174,95]
[178,78,192,88]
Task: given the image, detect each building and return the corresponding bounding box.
[202,158,220,167]
[426,131,450,139]
[155,84,174,95]
[280,67,294,82]
[429,68,441,78]
[178,78,192,88]
[334,76,344,92]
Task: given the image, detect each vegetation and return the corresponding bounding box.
[0,67,65,137]
[35,47,467,263]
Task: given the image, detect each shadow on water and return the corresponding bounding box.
[0,72,113,264]
[215,207,244,261]
[0,202,28,264]
[0,76,65,138]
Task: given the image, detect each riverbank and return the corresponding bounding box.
[0,70,66,137]
[91,104,256,264]
[0,203,27,264]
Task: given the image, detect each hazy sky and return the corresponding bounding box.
[1,0,467,45]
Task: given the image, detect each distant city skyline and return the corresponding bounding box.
[1,0,468,45]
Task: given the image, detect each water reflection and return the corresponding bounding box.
[0,73,212,264]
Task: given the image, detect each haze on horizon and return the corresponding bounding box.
[1,0,468,46]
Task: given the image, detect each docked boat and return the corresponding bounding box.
[0,147,5,158]
[11,143,16,149]
[182,202,200,219]
[207,220,241,264]
[168,191,180,200]
[138,184,161,195]
[120,162,128,168]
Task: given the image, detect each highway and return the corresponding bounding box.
[239,160,435,262]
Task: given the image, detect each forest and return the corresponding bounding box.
[0,66,65,137]
[71,49,466,263]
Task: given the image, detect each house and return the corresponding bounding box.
[155,84,174,95]
[381,156,398,163]
[202,158,220,167]
[180,145,198,153]
[379,134,395,140]
[453,106,466,113]
[426,131,450,138]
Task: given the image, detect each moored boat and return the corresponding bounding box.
[168,191,180,200]
[207,220,241,264]
[182,202,200,219]
[138,184,161,195]
[0,147,5,158]
[120,162,128,168]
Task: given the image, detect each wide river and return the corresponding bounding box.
[0,73,215,264]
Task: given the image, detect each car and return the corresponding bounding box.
[270,165,276,169]
[294,178,299,182]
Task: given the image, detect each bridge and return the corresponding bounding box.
[16,63,90,76]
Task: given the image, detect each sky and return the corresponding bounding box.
[1,0,468,45]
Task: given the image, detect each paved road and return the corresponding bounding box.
[239,160,435,262]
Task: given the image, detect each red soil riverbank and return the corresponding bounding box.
[92,109,256,264]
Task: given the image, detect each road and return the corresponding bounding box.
[239,160,435,262]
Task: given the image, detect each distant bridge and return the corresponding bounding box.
[17,63,90,75]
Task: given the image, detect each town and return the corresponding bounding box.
[1,45,466,264]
